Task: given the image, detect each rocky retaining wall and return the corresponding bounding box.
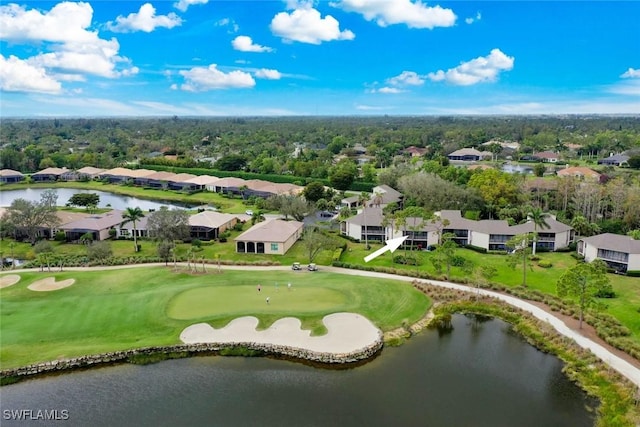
[1,337,383,382]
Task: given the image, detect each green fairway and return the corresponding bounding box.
[168,286,347,320]
[0,267,430,369]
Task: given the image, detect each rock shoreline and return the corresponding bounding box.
[1,337,384,383]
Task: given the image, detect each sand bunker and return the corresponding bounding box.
[28,277,76,292]
[180,312,381,354]
[0,274,21,289]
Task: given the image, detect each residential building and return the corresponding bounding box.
[447,148,492,162]
[556,166,602,181]
[235,219,304,255]
[58,210,125,241]
[598,154,630,166]
[341,209,574,252]
[188,211,238,241]
[577,233,640,273]
[403,146,428,157]
[0,169,25,183]
[31,167,69,182]
[532,151,559,163]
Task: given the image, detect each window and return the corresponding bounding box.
[271,243,279,251]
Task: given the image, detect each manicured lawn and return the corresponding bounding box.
[0,267,430,369]
[341,241,640,341]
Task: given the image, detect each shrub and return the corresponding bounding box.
[450,255,466,267]
[464,244,487,254]
[529,255,541,261]
[55,231,66,241]
[537,260,552,268]
[626,270,640,277]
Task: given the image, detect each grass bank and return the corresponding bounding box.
[424,293,639,427]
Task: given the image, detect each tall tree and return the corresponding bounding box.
[557,260,611,329]
[430,232,458,280]
[121,207,145,252]
[506,233,533,287]
[526,207,551,255]
[358,192,371,249]
[4,196,59,244]
[302,227,337,263]
[146,207,190,243]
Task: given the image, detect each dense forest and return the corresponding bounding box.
[2,116,640,233]
[1,116,639,174]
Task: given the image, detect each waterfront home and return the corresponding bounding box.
[577,233,640,273]
[0,169,25,183]
[235,219,304,255]
[532,151,559,163]
[31,167,69,182]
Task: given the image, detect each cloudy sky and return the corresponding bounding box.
[1,0,639,117]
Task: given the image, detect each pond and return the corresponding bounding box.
[501,164,534,174]
[0,188,191,211]
[0,315,595,427]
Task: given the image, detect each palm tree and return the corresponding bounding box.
[121,207,145,253]
[526,207,551,255]
[358,192,371,249]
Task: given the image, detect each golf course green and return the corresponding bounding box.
[0,267,430,369]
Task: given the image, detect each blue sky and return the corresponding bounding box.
[1,0,639,117]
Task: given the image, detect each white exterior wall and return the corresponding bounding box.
[554,230,572,249]
[627,254,640,271]
[582,243,599,263]
[469,231,490,250]
[345,223,363,240]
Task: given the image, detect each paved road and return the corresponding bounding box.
[2,263,639,387]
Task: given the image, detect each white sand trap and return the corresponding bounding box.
[0,274,21,289]
[28,277,76,292]
[180,312,381,354]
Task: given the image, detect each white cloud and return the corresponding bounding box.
[0,2,135,84]
[178,64,255,91]
[355,104,394,111]
[621,68,640,79]
[377,87,404,94]
[232,36,273,53]
[0,2,97,43]
[388,71,424,86]
[174,0,208,12]
[270,4,354,44]
[107,3,182,33]
[428,48,514,86]
[0,54,62,94]
[333,0,456,29]
[465,11,481,25]
[255,69,282,80]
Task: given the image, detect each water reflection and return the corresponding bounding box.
[0,188,191,211]
[0,315,595,427]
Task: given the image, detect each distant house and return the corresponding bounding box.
[447,148,492,162]
[76,167,105,180]
[0,169,25,183]
[235,219,304,255]
[117,216,149,240]
[532,151,559,163]
[578,233,640,273]
[598,154,630,167]
[31,167,69,182]
[556,166,601,181]
[341,185,403,210]
[189,211,238,241]
[403,146,428,157]
[185,175,220,191]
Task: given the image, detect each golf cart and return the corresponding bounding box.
[307,263,318,271]
[292,262,302,271]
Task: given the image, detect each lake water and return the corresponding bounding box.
[0,188,189,211]
[501,164,534,174]
[0,315,595,427]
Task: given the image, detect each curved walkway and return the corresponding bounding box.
[2,263,639,387]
